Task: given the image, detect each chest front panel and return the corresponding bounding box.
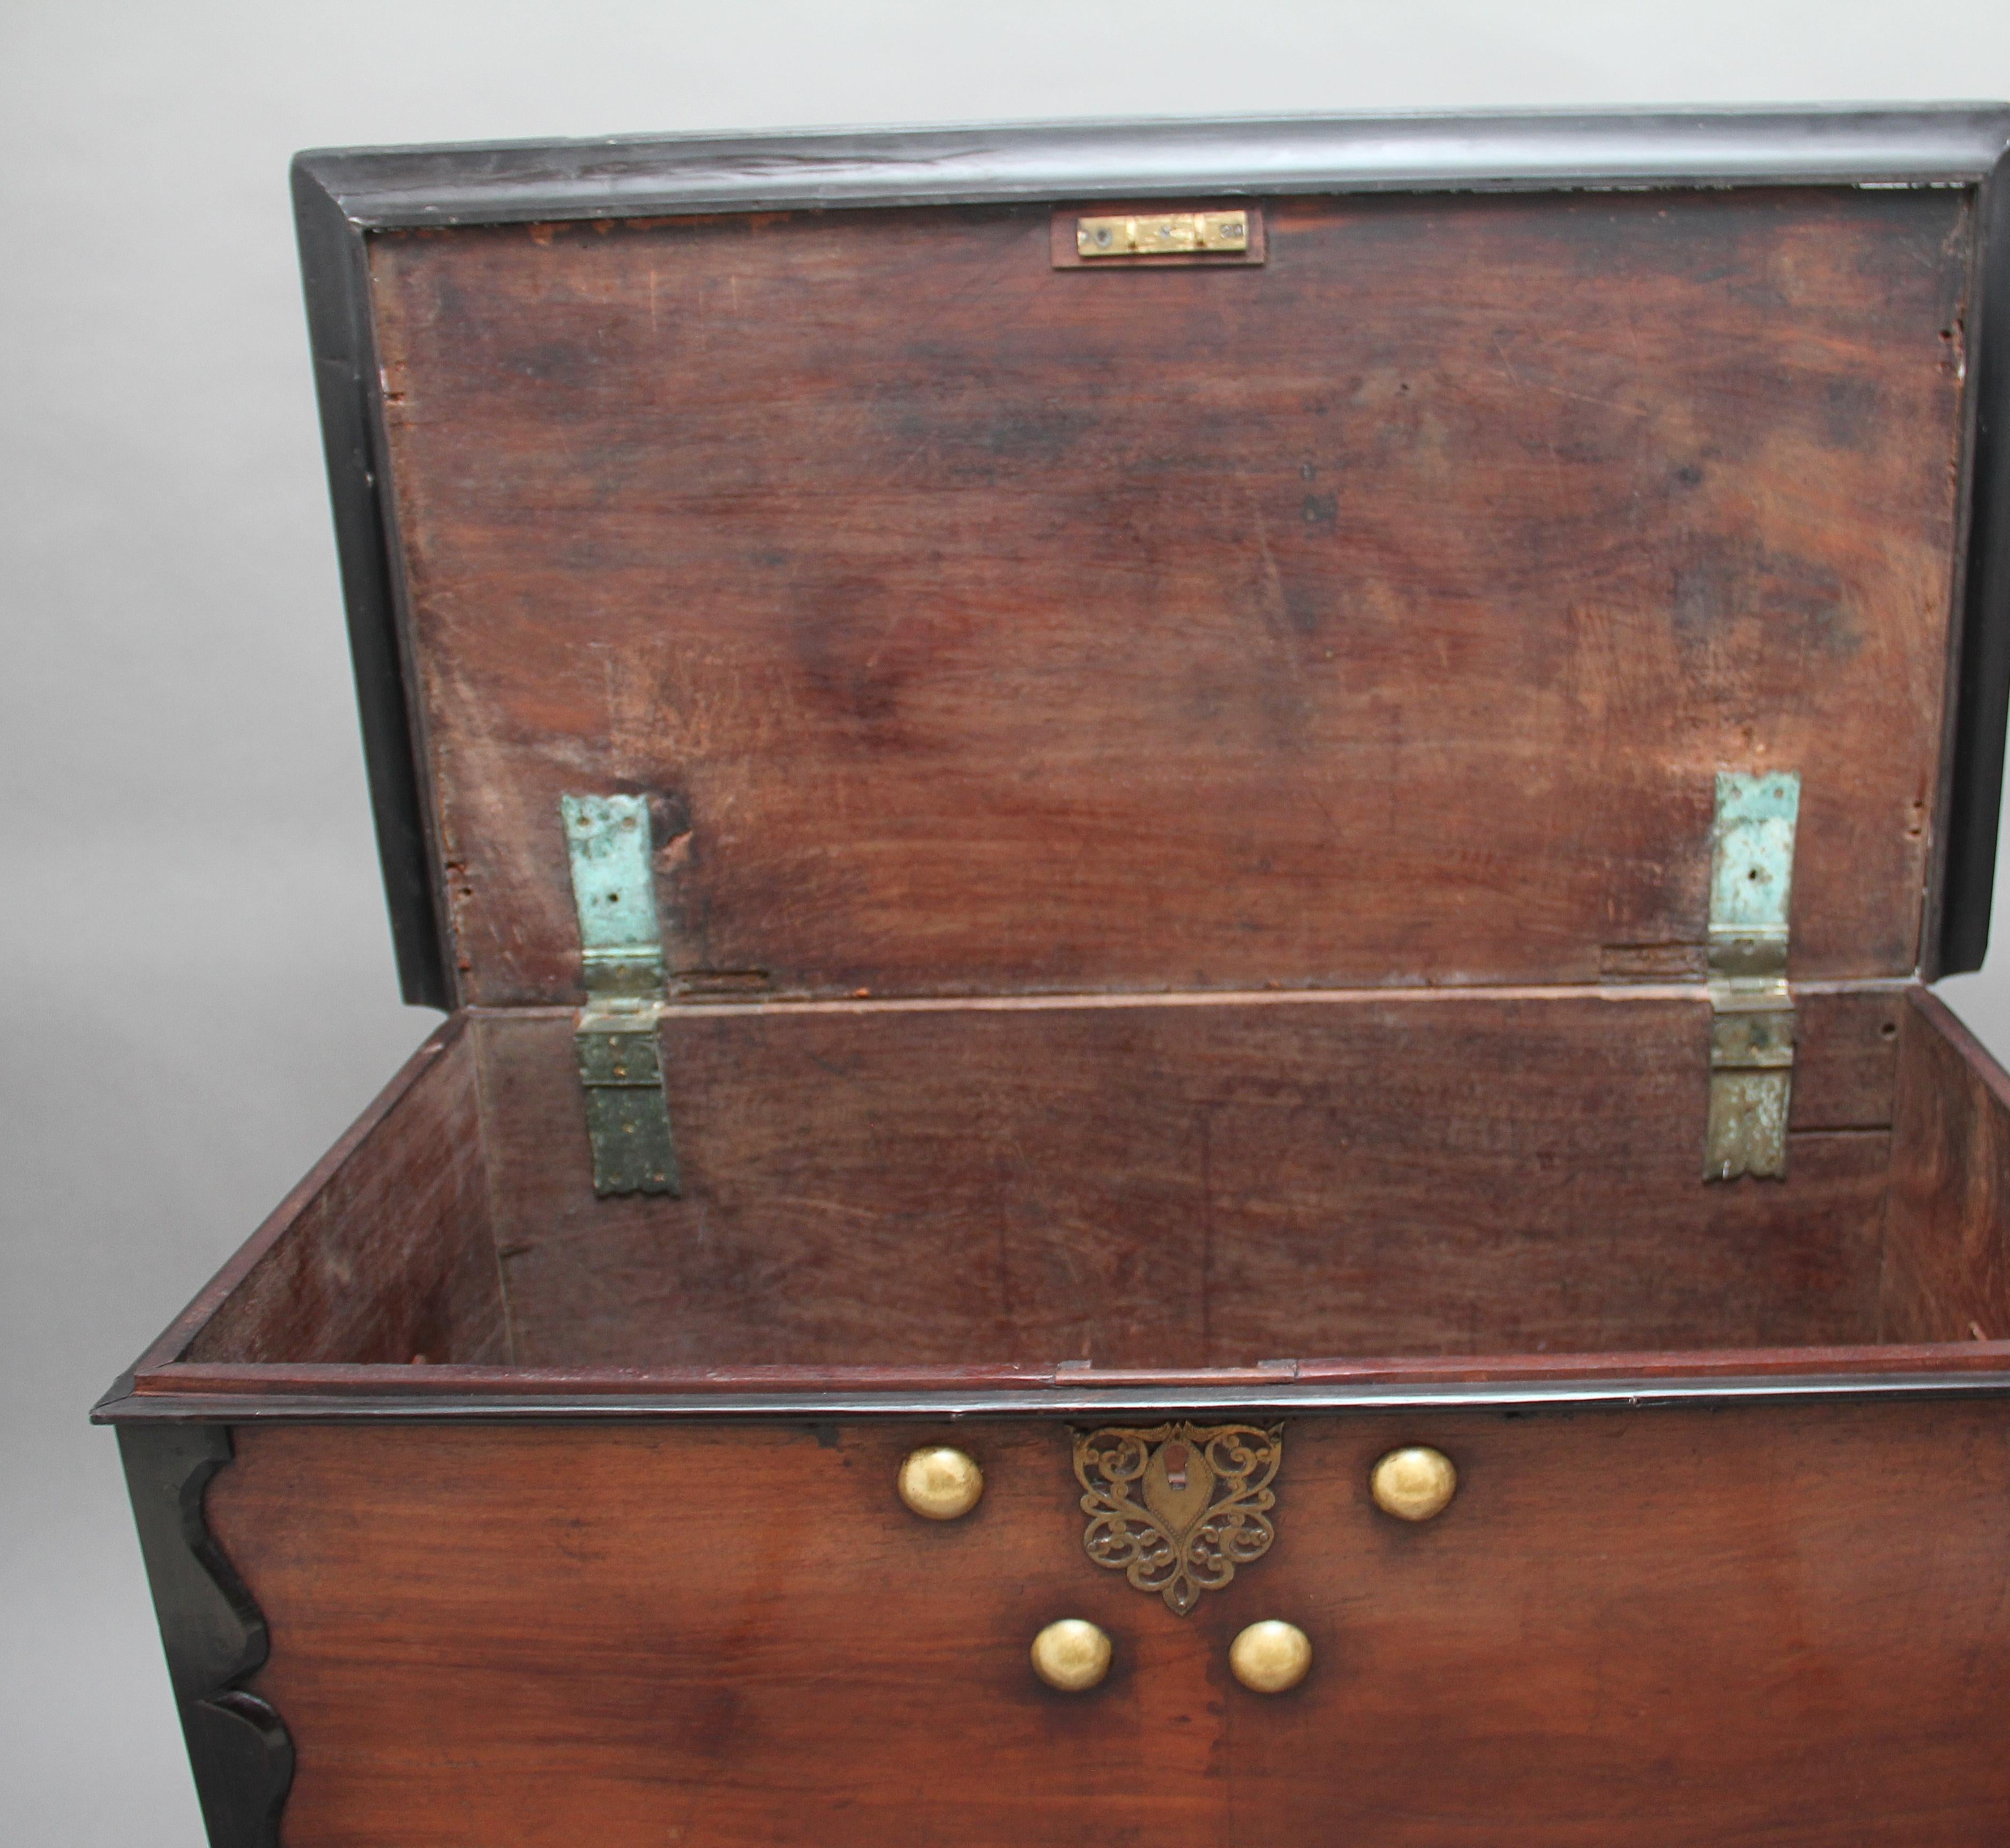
[212,1406,2010,1847]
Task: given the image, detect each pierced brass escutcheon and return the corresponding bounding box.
[1074,1423,1282,1615]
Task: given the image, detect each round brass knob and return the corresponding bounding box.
[1229,1619,1313,1693]
[1371,1445,1457,1522]
[1030,1618,1113,1692]
[897,1446,984,1521]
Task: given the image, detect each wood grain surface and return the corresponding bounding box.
[210,1404,2010,1847]
[151,985,1920,1381]
[182,1022,505,1368]
[370,188,1971,1008]
[1882,987,2010,1342]
[112,152,2010,1848]
[477,990,1899,1369]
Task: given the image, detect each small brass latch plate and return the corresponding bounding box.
[562,793,680,1198]
[1077,210,1248,256]
[1053,204,1265,268]
[1074,1423,1282,1615]
[1705,771,1799,1182]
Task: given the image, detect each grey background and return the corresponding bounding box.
[8,2,2010,1840]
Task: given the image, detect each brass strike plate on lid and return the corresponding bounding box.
[1079,210,1247,256]
[1052,204,1265,267]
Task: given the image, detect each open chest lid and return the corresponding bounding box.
[296,107,2010,1014]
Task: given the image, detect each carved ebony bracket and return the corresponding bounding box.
[117,1425,292,1848]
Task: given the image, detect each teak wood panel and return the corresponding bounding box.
[369,188,1972,1007]
[1882,987,2010,1342]
[477,991,1901,1369]
[182,1023,505,1368]
[210,1406,2010,1848]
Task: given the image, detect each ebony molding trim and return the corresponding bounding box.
[291,106,2010,994]
[1940,144,2010,974]
[294,160,449,1010]
[118,1425,292,1848]
[94,1368,2010,1425]
[297,106,2010,225]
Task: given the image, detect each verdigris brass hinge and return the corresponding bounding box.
[562,793,679,1197]
[1705,771,1799,1182]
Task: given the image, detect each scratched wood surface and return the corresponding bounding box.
[474,990,1902,1369]
[369,188,1971,1007]
[209,1403,2010,1848]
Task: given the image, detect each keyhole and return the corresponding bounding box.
[1163,1441,1189,1489]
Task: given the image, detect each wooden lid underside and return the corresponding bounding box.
[367,184,1975,1006]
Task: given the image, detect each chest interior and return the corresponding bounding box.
[175,985,2006,1375]
[158,180,2010,1386]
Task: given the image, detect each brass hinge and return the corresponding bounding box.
[1704,771,1799,1182]
[562,793,680,1197]
[1075,210,1250,257]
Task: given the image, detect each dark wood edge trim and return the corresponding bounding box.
[1920,172,1990,980]
[90,1364,2010,1424]
[293,157,451,1010]
[1939,145,2010,973]
[97,1341,2010,1422]
[106,1341,2010,1401]
[100,1017,465,1391]
[117,1427,291,1848]
[294,106,2010,228]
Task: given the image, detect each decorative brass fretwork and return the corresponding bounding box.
[1073,1423,1282,1615]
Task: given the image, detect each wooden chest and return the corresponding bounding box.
[101,107,2010,1846]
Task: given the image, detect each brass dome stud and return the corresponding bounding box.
[1031,1619,1113,1692]
[1370,1445,1458,1522]
[897,1446,985,1521]
[1229,1620,1313,1693]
